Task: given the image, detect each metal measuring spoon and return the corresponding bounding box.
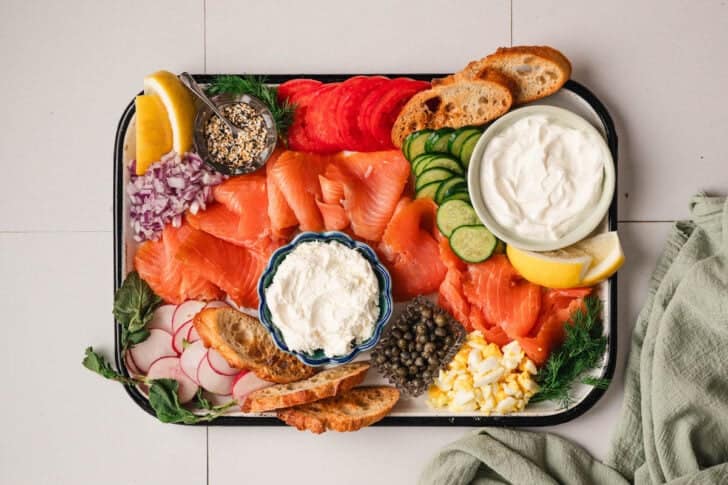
[179,72,240,137]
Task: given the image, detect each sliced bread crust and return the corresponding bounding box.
[439,45,571,105]
[241,361,370,413]
[276,386,400,434]
[391,74,513,147]
[193,307,315,384]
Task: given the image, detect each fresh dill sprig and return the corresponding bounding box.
[531,295,610,408]
[206,75,295,138]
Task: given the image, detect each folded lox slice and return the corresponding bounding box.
[437,250,591,365]
[134,221,268,309]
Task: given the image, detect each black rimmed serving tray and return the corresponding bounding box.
[113,75,618,426]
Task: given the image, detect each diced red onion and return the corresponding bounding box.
[127,151,226,242]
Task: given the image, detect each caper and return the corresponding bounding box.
[398,338,407,349]
[415,342,423,352]
[391,346,400,357]
[415,324,427,335]
[434,327,447,337]
[375,354,386,365]
[384,347,392,357]
[415,356,425,367]
[408,365,418,375]
[396,366,407,377]
[420,308,432,319]
[416,334,427,344]
[403,331,413,341]
[424,342,436,353]
[391,329,402,339]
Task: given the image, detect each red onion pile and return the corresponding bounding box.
[127,152,226,242]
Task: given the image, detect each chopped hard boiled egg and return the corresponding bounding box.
[427,332,539,415]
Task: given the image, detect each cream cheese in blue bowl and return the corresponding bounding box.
[257,231,393,366]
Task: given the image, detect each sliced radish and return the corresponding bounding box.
[129,329,176,373]
[180,340,208,384]
[201,390,235,407]
[207,348,240,376]
[187,325,200,344]
[125,352,141,376]
[232,370,273,405]
[148,304,177,333]
[146,356,199,404]
[172,320,194,355]
[204,300,229,310]
[197,356,235,395]
[172,300,206,332]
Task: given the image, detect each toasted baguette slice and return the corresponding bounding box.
[193,307,315,384]
[391,73,513,147]
[277,386,400,434]
[242,361,370,413]
[437,45,571,105]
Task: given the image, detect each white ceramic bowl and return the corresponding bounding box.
[467,105,615,252]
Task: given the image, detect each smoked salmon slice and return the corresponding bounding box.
[134,223,223,304]
[268,151,329,231]
[318,174,345,205]
[379,197,447,300]
[315,199,350,231]
[328,151,410,241]
[438,268,471,327]
[462,255,542,339]
[266,155,298,239]
[175,226,266,309]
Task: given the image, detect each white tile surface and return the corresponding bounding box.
[0,232,206,485]
[511,0,728,221]
[0,0,204,232]
[206,0,510,74]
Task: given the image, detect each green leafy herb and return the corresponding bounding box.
[82,347,139,386]
[113,271,163,349]
[531,295,610,408]
[149,379,237,424]
[206,75,295,138]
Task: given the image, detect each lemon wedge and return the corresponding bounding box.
[143,70,196,156]
[576,232,625,285]
[506,232,624,288]
[135,94,173,175]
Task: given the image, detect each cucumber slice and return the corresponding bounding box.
[402,131,416,160]
[435,176,466,204]
[448,127,482,158]
[441,181,468,198]
[415,180,441,200]
[459,132,482,168]
[449,225,497,263]
[425,128,455,153]
[415,168,455,191]
[441,192,471,204]
[412,154,438,176]
[422,155,463,175]
[406,130,433,161]
[436,200,480,237]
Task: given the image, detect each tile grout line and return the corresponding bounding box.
[509,0,513,46]
[203,0,207,73]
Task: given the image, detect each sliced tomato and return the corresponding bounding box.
[286,87,321,151]
[335,76,388,150]
[368,78,430,147]
[357,79,397,150]
[277,79,322,103]
[303,84,341,152]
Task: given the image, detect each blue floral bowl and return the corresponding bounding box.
[257,231,393,366]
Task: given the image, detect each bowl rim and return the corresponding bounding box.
[193,92,278,176]
[256,231,393,366]
[467,105,616,252]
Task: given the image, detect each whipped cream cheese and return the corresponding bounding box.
[265,241,379,357]
[481,114,605,241]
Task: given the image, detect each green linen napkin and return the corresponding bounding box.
[420,194,728,485]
